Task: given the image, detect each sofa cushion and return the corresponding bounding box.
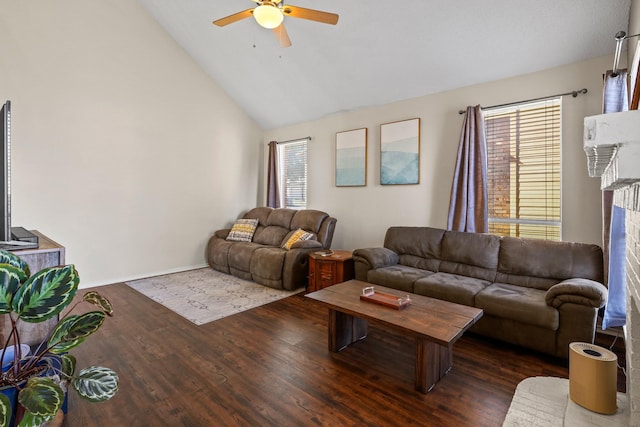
[267,208,296,228]
[398,254,441,273]
[250,247,286,288]
[281,229,313,250]
[475,283,559,330]
[497,236,604,290]
[413,273,491,306]
[253,226,290,246]
[226,219,259,242]
[243,207,273,226]
[493,272,559,291]
[228,242,263,272]
[439,230,499,282]
[249,209,297,247]
[291,210,328,234]
[367,265,433,293]
[384,227,445,261]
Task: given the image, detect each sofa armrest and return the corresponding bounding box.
[280,242,324,291]
[290,239,323,250]
[215,229,230,239]
[353,248,399,281]
[352,247,399,269]
[545,278,608,309]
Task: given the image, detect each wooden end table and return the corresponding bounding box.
[307,250,354,292]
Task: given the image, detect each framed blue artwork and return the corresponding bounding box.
[336,128,367,187]
[380,118,420,185]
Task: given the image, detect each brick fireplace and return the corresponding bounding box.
[584,110,640,425]
[620,189,639,424]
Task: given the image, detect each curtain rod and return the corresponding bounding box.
[612,31,640,77]
[457,88,588,115]
[274,136,311,145]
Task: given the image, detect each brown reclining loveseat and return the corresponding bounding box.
[207,207,337,291]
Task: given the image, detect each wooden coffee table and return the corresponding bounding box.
[305,280,483,393]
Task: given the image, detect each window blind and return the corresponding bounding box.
[484,98,561,240]
[278,139,307,209]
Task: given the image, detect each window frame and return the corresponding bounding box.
[277,138,308,209]
[483,98,562,241]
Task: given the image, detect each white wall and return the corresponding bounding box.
[0,1,262,287]
[630,0,640,66]
[263,55,612,250]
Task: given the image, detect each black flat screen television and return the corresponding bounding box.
[1,100,13,242]
[1,100,38,249]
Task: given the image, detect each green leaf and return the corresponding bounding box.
[17,411,49,427]
[60,354,77,378]
[47,311,104,354]
[72,366,119,402]
[0,250,30,278]
[0,264,26,314]
[48,315,85,354]
[49,336,86,355]
[83,291,113,316]
[0,392,11,427]
[12,265,79,323]
[17,377,63,420]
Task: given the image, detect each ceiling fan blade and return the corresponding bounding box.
[282,5,339,25]
[212,9,254,27]
[273,23,292,48]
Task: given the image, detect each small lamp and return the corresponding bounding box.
[253,4,284,29]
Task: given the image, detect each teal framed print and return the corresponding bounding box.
[336,127,367,187]
[380,118,420,185]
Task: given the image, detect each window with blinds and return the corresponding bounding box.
[484,98,561,240]
[278,139,308,209]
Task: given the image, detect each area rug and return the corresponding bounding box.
[126,268,304,326]
[502,377,628,426]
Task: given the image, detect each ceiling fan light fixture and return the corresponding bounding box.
[253,4,283,29]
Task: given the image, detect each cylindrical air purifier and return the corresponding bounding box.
[569,342,618,414]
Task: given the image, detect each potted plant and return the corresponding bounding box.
[0,250,118,426]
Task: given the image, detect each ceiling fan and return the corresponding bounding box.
[212,0,339,48]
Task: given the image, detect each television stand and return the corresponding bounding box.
[0,226,39,250]
[0,231,65,345]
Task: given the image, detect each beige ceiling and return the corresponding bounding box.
[138,0,631,130]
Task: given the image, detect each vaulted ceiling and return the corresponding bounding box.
[138,0,631,130]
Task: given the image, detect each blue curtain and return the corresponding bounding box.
[603,71,628,113]
[601,71,628,330]
[603,205,626,329]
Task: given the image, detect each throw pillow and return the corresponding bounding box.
[281,228,313,250]
[226,218,259,242]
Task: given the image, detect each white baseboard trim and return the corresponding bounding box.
[80,263,209,289]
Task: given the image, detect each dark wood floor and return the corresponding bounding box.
[63,283,626,427]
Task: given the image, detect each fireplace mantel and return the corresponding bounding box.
[584,110,640,190]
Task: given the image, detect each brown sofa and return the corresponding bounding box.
[206,207,337,291]
[352,226,607,358]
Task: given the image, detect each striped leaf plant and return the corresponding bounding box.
[0,250,118,427]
